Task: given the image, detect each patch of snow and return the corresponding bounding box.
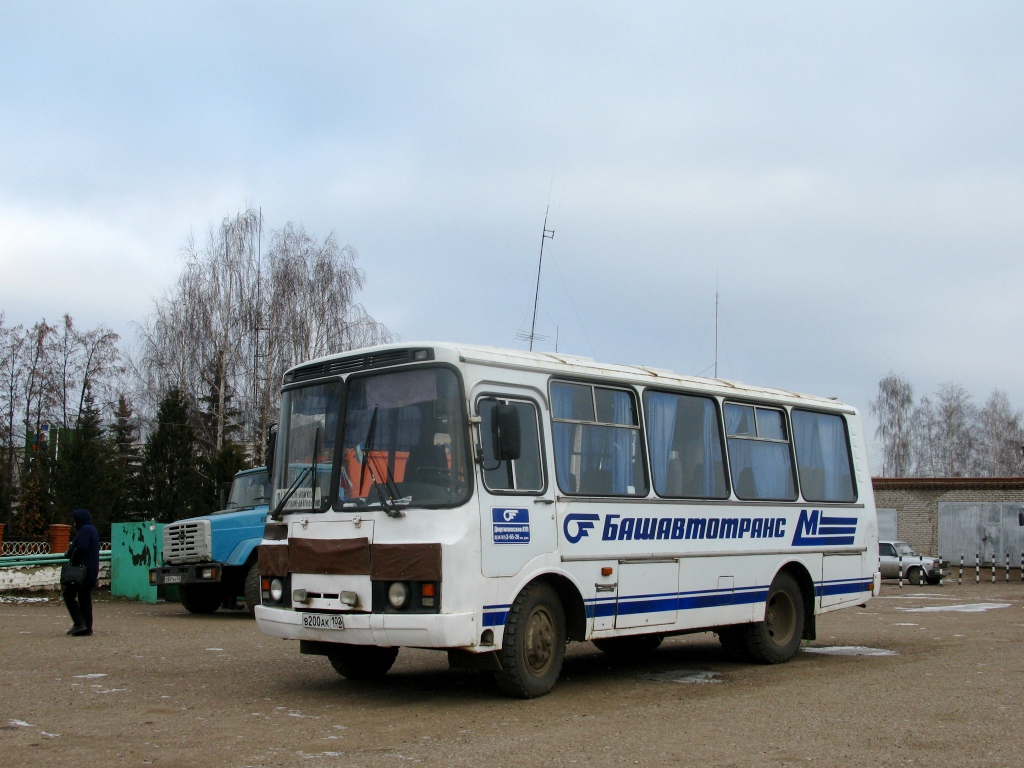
[73,673,107,679]
[803,646,897,657]
[900,603,1010,613]
[640,669,722,683]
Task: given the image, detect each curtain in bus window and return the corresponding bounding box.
[727,438,796,500]
[645,392,678,495]
[694,397,727,497]
[609,390,635,493]
[578,424,641,494]
[792,410,855,502]
[551,385,576,492]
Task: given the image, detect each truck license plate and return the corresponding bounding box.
[302,613,344,630]
[164,575,181,584]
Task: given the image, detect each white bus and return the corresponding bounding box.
[255,343,880,698]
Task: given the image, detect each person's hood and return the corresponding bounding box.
[71,508,93,528]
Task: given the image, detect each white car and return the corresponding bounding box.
[878,541,942,585]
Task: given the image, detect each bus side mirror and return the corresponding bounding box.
[492,404,521,461]
[265,424,278,478]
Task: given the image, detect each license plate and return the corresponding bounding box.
[164,575,181,584]
[302,613,345,630]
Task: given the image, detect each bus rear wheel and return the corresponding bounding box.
[494,582,566,698]
[327,645,399,680]
[593,634,663,657]
[742,572,804,664]
[179,584,223,614]
[717,626,752,661]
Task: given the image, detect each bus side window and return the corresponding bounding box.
[550,381,647,497]
[644,390,729,500]
[791,409,857,503]
[479,398,545,493]
[724,403,798,501]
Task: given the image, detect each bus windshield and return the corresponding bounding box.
[340,367,469,508]
[274,381,342,513]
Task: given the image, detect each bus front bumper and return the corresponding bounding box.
[254,605,479,649]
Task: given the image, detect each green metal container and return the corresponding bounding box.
[111,522,164,603]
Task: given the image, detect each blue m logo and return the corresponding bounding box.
[792,509,857,546]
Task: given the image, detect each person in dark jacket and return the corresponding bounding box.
[64,508,100,636]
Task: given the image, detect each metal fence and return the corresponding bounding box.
[0,540,112,556]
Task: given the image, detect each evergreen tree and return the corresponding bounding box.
[15,433,54,537]
[109,394,143,522]
[53,393,117,537]
[139,388,212,523]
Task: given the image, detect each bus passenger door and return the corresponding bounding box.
[475,392,557,578]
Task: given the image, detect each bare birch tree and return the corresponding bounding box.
[870,373,915,477]
[976,390,1024,476]
[135,208,391,465]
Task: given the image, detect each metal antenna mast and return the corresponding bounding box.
[714,273,719,378]
[527,206,555,351]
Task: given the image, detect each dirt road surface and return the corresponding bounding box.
[2,581,1022,768]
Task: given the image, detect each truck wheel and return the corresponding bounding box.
[592,634,663,657]
[179,584,223,614]
[742,572,804,664]
[327,645,399,680]
[494,581,566,699]
[243,563,261,614]
[907,566,924,586]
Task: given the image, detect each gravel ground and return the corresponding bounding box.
[2,580,1022,768]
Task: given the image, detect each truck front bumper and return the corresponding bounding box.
[150,563,225,586]
[254,604,479,649]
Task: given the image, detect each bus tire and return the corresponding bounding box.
[179,584,223,614]
[717,626,752,661]
[243,563,261,614]
[494,582,566,698]
[327,645,399,680]
[592,634,663,657]
[742,572,803,664]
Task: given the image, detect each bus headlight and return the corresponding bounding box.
[387,582,410,609]
[270,578,285,603]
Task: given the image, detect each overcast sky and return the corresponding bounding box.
[2,2,1023,470]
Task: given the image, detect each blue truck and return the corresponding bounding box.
[149,467,270,614]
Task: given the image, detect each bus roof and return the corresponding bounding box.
[287,341,855,413]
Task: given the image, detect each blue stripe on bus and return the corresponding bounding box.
[481,578,872,627]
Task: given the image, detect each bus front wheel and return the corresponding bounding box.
[243,563,261,614]
[494,582,566,698]
[742,572,804,664]
[327,645,399,680]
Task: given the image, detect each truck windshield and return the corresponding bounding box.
[340,367,469,508]
[274,381,342,512]
[225,471,270,509]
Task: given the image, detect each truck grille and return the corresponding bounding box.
[163,520,212,564]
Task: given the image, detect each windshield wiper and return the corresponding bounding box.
[270,466,312,520]
[357,407,405,518]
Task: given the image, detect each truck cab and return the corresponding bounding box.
[149,467,270,614]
